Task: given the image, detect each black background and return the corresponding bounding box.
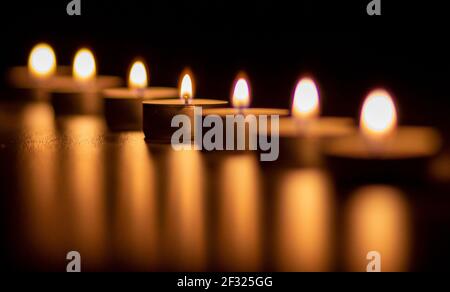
[0,0,449,132]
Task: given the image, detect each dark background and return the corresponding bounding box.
[1,0,449,139]
[0,0,450,272]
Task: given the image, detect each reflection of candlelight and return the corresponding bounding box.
[232,77,250,110]
[179,71,194,104]
[292,77,320,122]
[276,169,334,271]
[60,117,107,269]
[345,185,411,272]
[28,43,56,79]
[114,133,158,270]
[103,59,177,131]
[360,89,397,144]
[73,48,96,81]
[218,154,262,271]
[163,149,206,270]
[18,103,61,264]
[128,60,148,90]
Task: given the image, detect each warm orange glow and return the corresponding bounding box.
[28,43,57,78]
[360,89,397,138]
[346,185,410,271]
[164,149,206,270]
[179,73,194,101]
[218,154,262,271]
[73,48,96,81]
[128,60,148,89]
[292,78,320,120]
[232,78,250,109]
[276,169,333,271]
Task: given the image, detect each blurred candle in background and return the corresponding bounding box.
[7,43,66,101]
[264,77,354,167]
[325,89,441,181]
[50,48,122,116]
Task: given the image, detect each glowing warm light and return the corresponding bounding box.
[360,89,397,138]
[292,78,320,120]
[28,43,57,78]
[128,61,148,89]
[346,185,410,271]
[73,48,96,81]
[180,73,193,101]
[232,78,250,109]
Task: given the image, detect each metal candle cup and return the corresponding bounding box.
[324,89,442,182]
[103,87,178,131]
[143,98,228,143]
[272,116,356,167]
[201,108,289,152]
[261,77,355,167]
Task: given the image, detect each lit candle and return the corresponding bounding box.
[325,89,442,181]
[143,69,227,143]
[50,48,122,116]
[103,59,178,131]
[201,73,289,152]
[7,43,69,101]
[269,77,355,167]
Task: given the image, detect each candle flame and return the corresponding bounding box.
[360,89,397,138]
[28,43,57,78]
[180,72,194,101]
[232,77,250,109]
[292,77,320,120]
[128,60,148,89]
[73,48,96,81]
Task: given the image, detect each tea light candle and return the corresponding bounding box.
[324,89,442,181]
[263,77,355,167]
[50,48,122,115]
[7,43,70,101]
[143,70,228,143]
[202,74,289,152]
[103,60,178,131]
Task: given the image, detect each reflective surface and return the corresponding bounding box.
[1,101,450,271]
